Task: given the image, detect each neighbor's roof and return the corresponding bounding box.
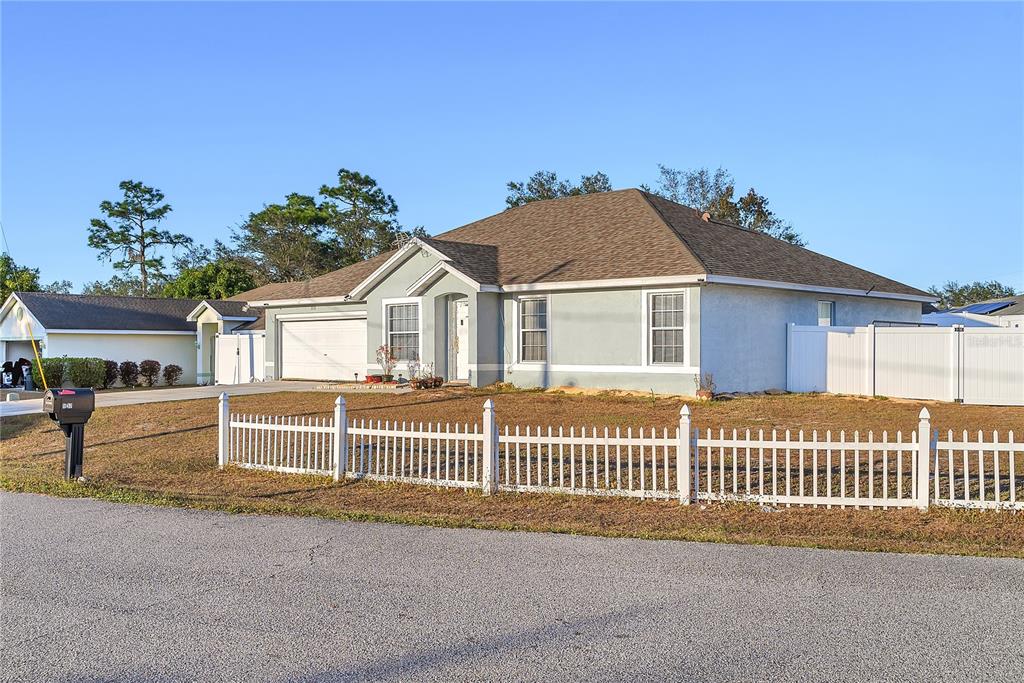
[986,296,1023,316]
[949,295,1023,316]
[12,292,200,331]
[235,189,930,301]
[232,314,266,331]
[202,299,257,318]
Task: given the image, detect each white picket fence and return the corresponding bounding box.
[217,395,1023,511]
[347,420,484,489]
[497,425,683,499]
[694,428,925,508]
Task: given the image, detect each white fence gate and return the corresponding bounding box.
[215,333,266,385]
[787,324,1024,406]
[217,395,1023,511]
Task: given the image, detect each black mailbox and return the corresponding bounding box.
[44,388,95,424]
[43,388,95,480]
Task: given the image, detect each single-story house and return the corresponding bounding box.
[228,189,934,394]
[0,292,262,385]
[923,295,1023,329]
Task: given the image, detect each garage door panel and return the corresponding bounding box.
[280,319,366,381]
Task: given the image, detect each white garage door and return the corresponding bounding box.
[280,318,367,381]
[5,340,37,363]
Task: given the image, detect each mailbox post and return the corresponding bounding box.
[42,388,96,480]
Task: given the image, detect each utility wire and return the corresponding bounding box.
[0,219,13,259]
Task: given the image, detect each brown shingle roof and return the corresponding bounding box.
[432,189,705,285]
[233,189,929,301]
[230,252,395,302]
[642,193,929,297]
[419,238,499,285]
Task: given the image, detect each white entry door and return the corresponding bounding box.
[454,300,470,381]
[280,318,367,381]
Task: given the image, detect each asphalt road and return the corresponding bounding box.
[0,381,331,418]
[2,493,1022,682]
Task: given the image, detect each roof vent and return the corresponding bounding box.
[701,212,710,222]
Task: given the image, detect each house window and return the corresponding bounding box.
[649,293,685,364]
[386,303,420,361]
[817,300,835,327]
[519,298,547,363]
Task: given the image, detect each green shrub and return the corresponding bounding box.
[103,360,119,389]
[162,364,183,386]
[65,357,106,389]
[119,361,140,388]
[139,359,161,386]
[30,357,65,389]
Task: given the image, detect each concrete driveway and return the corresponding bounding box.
[2,492,1022,682]
[0,381,328,418]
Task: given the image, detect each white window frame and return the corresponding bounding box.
[817,300,835,327]
[640,287,692,368]
[514,294,550,364]
[381,297,423,364]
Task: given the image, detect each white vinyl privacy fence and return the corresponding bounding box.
[787,324,1024,406]
[218,395,1023,511]
[215,333,266,385]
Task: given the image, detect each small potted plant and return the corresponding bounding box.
[376,345,397,383]
[417,362,442,389]
[406,356,421,387]
[694,371,715,400]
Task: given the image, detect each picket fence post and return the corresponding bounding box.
[482,399,498,495]
[916,407,931,510]
[678,405,692,505]
[333,396,347,483]
[218,392,229,470]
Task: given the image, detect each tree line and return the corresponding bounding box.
[1,165,1016,307]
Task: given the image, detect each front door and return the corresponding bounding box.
[454,300,470,381]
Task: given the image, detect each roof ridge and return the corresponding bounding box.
[634,190,710,274]
[422,235,489,247]
[433,188,642,241]
[16,290,201,303]
[641,190,803,248]
[501,187,638,210]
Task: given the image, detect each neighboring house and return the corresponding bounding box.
[923,295,1024,329]
[0,292,261,385]
[228,189,933,394]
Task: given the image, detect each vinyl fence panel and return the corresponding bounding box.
[873,327,956,402]
[960,328,1024,406]
[786,326,870,395]
[788,324,1023,405]
[693,427,922,508]
[934,430,1023,510]
[825,327,872,395]
[215,333,266,385]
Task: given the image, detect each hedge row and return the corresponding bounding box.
[30,357,185,390]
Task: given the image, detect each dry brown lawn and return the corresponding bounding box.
[2,387,1023,557]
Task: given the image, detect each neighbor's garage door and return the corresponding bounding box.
[279,318,367,381]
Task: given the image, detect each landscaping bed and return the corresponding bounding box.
[2,388,1023,557]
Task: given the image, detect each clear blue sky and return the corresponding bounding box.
[3,1,1022,293]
